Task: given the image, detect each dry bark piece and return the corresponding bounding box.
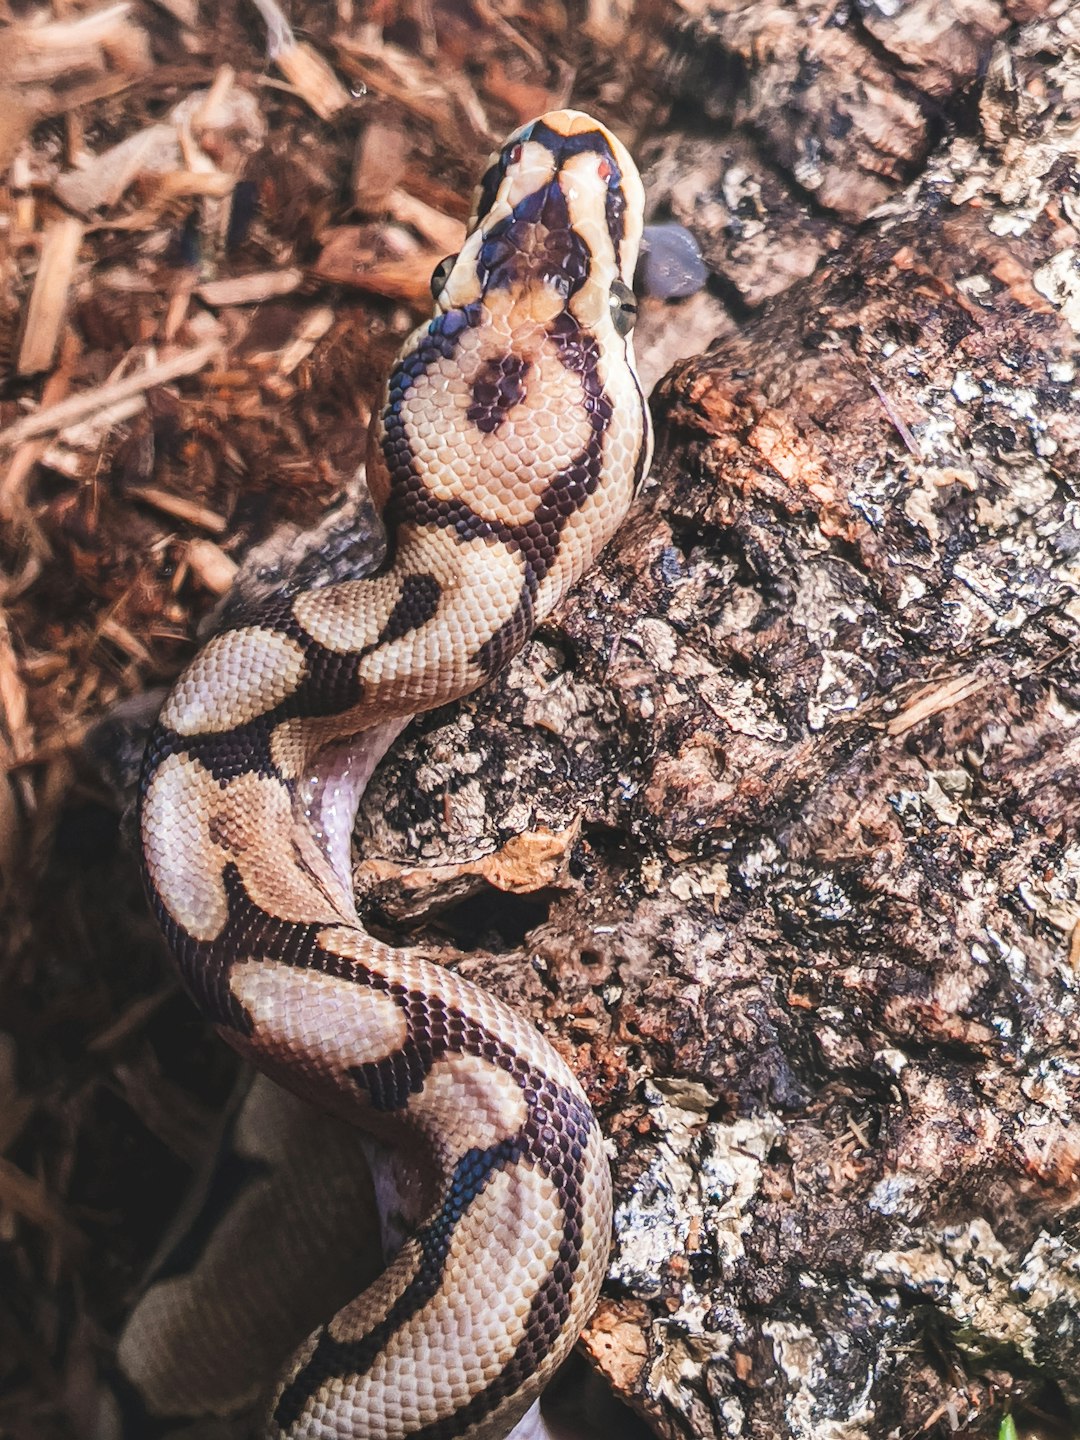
[184,539,238,596]
[16,218,84,376]
[675,0,929,220]
[5,2,151,86]
[272,40,352,122]
[351,119,410,213]
[312,226,449,305]
[195,269,303,306]
[858,0,1010,98]
[359,821,581,923]
[0,338,223,451]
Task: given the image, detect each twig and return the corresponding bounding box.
[0,339,222,451]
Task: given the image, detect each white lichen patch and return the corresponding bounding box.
[1034,248,1080,333]
[738,837,783,889]
[669,859,731,904]
[866,1217,1080,1366]
[762,1318,876,1440]
[866,1171,924,1221]
[609,1079,781,1299]
[697,670,789,743]
[807,651,876,732]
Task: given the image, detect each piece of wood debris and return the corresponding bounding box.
[0,611,34,768]
[0,335,78,520]
[124,486,229,536]
[0,1155,85,1250]
[249,0,350,119]
[312,228,445,305]
[351,120,409,214]
[54,123,181,214]
[17,218,84,376]
[275,40,352,121]
[386,190,466,257]
[7,2,151,86]
[885,672,989,737]
[275,306,335,376]
[184,539,238,594]
[196,268,304,306]
[97,615,154,667]
[0,339,223,452]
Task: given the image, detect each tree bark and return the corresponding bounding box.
[364,9,1080,1437]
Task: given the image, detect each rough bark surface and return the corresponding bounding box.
[361,11,1080,1439]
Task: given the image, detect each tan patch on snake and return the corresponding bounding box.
[418,1050,528,1149]
[291,530,524,668]
[160,627,307,736]
[142,755,345,939]
[319,1238,424,1348]
[292,568,407,656]
[230,960,409,1073]
[317,1164,564,1437]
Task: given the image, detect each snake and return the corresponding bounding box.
[136,109,651,1440]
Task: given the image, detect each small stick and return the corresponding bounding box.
[17,218,84,376]
[0,340,222,451]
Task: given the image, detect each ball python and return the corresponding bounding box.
[136,109,651,1440]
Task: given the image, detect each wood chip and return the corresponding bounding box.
[0,86,43,172]
[387,190,466,256]
[274,40,351,121]
[885,673,989,737]
[351,120,409,213]
[275,305,335,375]
[17,217,84,376]
[0,769,19,902]
[185,538,238,593]
[0,339,223,451]
[125,486,229,535]
[0,333,79,521]
[0,1155,84,1250]
[97,614,154,665]
[0,612,33,768]
[196,267,304,306]
[312,228,443,305]
[7,2,150,85]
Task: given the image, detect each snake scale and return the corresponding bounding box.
[137,110,651,1440]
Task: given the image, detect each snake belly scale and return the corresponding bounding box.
[137,110,651,1440]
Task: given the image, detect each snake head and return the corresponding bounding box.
[432,109,646,338]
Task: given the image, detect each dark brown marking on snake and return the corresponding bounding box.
[466,355,530,434]
[526,118,628,274]
[477,182,587,300]
[143,626,369,788]
[474,593,532,680]
[374,572,442,645]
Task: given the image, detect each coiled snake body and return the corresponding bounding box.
[138,110,651,1439]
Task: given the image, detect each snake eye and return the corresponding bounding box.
[430,253,457,298]
[609,279,638,336]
